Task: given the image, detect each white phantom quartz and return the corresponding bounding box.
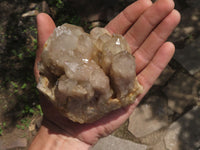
[37,23,143,123]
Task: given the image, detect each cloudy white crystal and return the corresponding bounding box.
[37,23,143,123]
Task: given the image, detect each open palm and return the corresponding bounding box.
[34,0,180,146]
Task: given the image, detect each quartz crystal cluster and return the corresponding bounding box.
[37,23,143,123]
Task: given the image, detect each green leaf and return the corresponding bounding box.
[22,110,25,114]
[0,128,2,135]
[11,81,18,88]
[18,53,23,60]
[36,105,43,116]
[3,122,6,127]
[21,125,25,130]
[14,89,18,93]
[29,108,35,114]
[21,83,27,89]
[21,119,26,124]
[16,124,21,129]
[12,49,17,56]
[33,39,37,44]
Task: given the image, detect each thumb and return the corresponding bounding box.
[34,13,56,82]
[37,13,56,50]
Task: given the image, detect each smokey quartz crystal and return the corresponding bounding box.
[37,23,143,123]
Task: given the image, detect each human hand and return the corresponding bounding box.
[32,0,180,149]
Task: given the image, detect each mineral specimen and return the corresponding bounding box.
[37,23,143,123]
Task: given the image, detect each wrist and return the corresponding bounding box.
[29,124,91,150]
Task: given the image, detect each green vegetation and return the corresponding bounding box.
[0,0,85,136]
[48,0,82,26]
[0,17,41,133]
[36,104,43,116]
[56,0,64,8]
[21,104,43,116]
[0,127,2,135]
[0,122,6,135]
[16,118,31,130]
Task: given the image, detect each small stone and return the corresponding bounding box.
[91,21,104,28]
[29,123,35,131]
[191,15,199,21]
[183,26,194,34]
[91,135,147,150]
[22,10,39,17]
[88,14,101,22]
[29,3,37,9]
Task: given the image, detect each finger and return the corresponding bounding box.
[36,13,56,56]
[124,0,175,51]
[137,42,175,99]
[105,0,152,35]
[34,13,55,82]
[134,9,181,73]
